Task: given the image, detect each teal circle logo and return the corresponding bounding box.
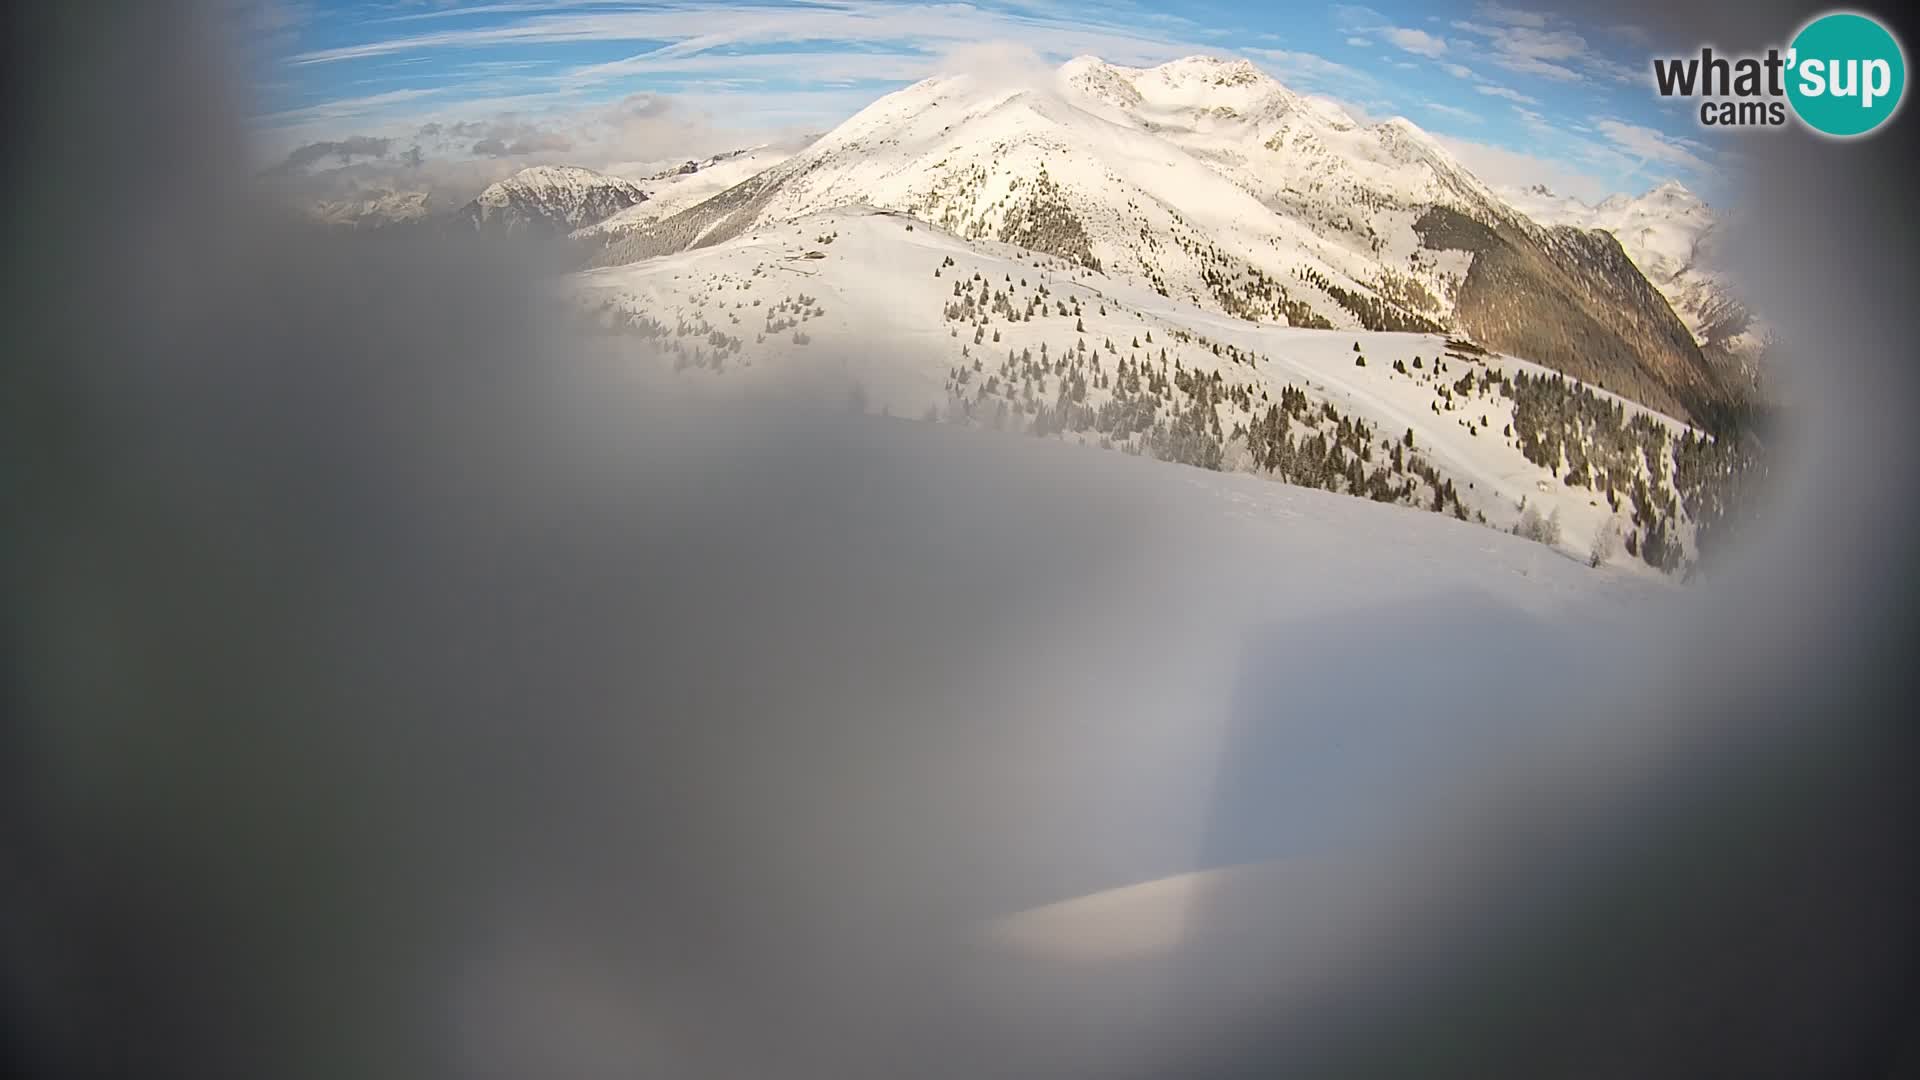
[1786,12,1906,137]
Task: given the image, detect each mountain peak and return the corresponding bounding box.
[1156,54,1263,77]
[1059,55,1143,107]
[1643,179,1705,209]
[462,164,646,234]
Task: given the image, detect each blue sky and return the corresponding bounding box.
[243,0,1729,202]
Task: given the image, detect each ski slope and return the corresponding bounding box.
[574,206,1699,573]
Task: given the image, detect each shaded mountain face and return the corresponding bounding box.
[589,56,1740,426]
[1414,207,1728,424]
[1505,181,1770,399]
[454,165,647,236]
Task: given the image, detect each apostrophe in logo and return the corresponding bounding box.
[1785,11,1906,137]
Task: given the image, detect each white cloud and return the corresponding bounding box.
[255,79,848,209]
[1336,5,1453,61]
[1474,83,1538,105]
[1382,26,1448,58]
[934,40,1059,89]
[1430,132,1614,202]
[1440,62,1476,80]
[1511,107,1555,138]
[1345,36,1372,47]
[1592,117,1713,174]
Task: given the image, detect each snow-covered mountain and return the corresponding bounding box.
[1505,180,1770,392]
[596,58,1477,322]
[593,56,1730,424]
[306,187,435,229]
[455,165,647,236]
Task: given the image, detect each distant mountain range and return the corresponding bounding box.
[300,149,791,235]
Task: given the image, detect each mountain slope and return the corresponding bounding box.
[593,56,1730,424]
[573,146,798,242]
[1412,205,1719,421]
[574,205,1739,576]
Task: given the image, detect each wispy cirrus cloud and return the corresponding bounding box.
[288,1,1212,70]
[1436,55,1541,109]
[1242,47,1379,94]
[258,87,443,127]
[1591,117,1713,174]
[1448,20,1586,81]
[1422,101,1485,125]
[267,0,1235,142]
[1447,5,1641,85]
[1474,83,1538,105]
